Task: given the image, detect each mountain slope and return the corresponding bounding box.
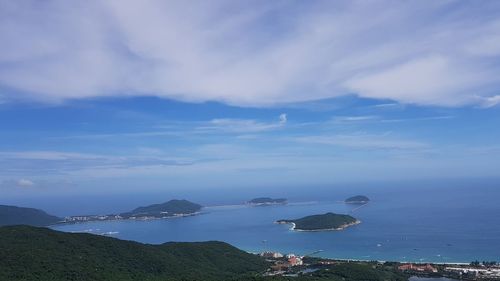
[0,225,268,281]
[0,205,61,227]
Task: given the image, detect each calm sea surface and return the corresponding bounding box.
[51,183,500,263]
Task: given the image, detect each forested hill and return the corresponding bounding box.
[0,205,61,227]
[0,225,268,281]
[121,199,203,217]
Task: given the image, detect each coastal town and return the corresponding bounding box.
[259,251,500,280]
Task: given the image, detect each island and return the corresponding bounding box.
[345,195,370,204]
[63,199,203,223]
[0,205,62,227]
[276,212,360,231]
[120,199,203,219]
[247,197,287,206]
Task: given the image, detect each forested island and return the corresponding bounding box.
[276,212,360,231]
[247,197,287,206]
[120,199,202,218]
[0,205,62,227]
[345,195,370,204]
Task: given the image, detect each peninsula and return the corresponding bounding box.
[247,197,287,206]
[276,212,360,231]
[345,195,370,204]
[63,199,203,223]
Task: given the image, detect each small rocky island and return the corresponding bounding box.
[247,197,287,206]
[345,195,370,204]
[64,199,203,223]
[276,212,360,231]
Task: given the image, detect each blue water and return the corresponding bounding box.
[50,182,500,263]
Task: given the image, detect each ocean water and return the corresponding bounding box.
[51,182,500,263]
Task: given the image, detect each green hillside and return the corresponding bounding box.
[0,225,268,281]
[0,205,61,227]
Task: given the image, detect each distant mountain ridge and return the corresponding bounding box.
[0,205,61,227]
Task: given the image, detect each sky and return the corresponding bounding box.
[1,0,500,199]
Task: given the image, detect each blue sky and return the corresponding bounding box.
[1,1,500,198]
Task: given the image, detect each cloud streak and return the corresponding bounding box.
[0,150,196,176]
[1,1,500,107]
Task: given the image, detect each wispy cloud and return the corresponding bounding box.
[331,115,454,124]
[197,115,286,133]
[479,95,500,108]
[1,1,500,107]
[293,134,428,150]
[17,178,34,187]
[332,115,379,123]
[0,150,196,176]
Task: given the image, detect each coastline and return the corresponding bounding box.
[53,211,203,226]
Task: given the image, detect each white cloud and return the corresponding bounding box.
[333,115,379,123]
[0,1,500,107]
[480,95,500,108]
[0,150,196,176]
[17,178,34,187]
[294,134,428,150]
[279,113,287,124]
[198,118,284,133]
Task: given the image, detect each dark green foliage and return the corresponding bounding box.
[0,205,61,227]
[0,225,268,281]
[278,213,358,231]
[122,199,203,217]
[0,226,411,281]
[345,195,370,204]
[307,263,407,281]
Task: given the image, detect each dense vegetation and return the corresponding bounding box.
[345,195,370,204]
[0,225,416,281]
[0,225,268,281]
[0,205,61,227]
[278,212,358,231]
[248,197,287,205]
[121,199,203,217]
[297,262,408,281]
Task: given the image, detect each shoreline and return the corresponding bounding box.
[52,211,204,226]
[250,248,471,265]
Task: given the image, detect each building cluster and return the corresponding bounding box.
[261,252,304,275]
[398,263,438,273]
[445,267,500,279]
[260,251,283,258]
[64,215,122,222]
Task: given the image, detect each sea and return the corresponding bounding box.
[40,179,500,263]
